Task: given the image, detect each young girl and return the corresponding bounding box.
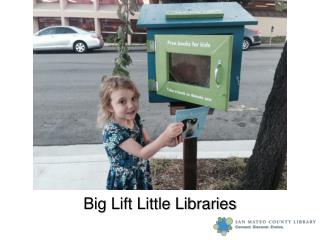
[97,75,184,190]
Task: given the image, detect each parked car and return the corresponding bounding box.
[33,26,104,53]
[243,28,261,50]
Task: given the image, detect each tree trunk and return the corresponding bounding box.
[243,42,287,190]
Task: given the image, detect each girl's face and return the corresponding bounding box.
[109,88,139,123]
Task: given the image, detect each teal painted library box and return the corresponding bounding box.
[137,2,257,111]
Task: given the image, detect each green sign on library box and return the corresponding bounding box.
[137,2,258,111]
[156,34,233,111]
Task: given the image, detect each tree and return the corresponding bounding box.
[112,0,139,77]
[275,0,287,12]
[243,43,287,189]
[242,0,287,189]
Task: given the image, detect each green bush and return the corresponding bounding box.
[261,36,286,44]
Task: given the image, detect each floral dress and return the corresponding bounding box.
[103,114,153,190]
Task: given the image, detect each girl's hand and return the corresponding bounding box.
[166,135,183,147]
[164,122,184,140]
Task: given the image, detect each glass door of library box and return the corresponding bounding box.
[155,34,233,111]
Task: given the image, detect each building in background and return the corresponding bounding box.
[33,0,286,44]
[243,0,287,37]
[33,0,147,44]
[146,0,286,37]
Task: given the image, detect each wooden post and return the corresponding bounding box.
[183,137,197,190]
[170,102,213,190]
[182,103,198,190]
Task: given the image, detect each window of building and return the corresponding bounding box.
[137,0,144,6]
[131,19,146,43]
[102,33,117,43]
[99,19,146,44]
[99,0,117,4]
[67,0,93,4]
[131,19,146,33]
[100,19,122,32]
[36,0,59,3]
[242,0,287,17]
[131,34,146,44]
[98,0,143,6]
[69,18,95,31]
[38,17,61,30]
[100,19,122,42]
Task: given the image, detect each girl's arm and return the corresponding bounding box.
[142,128,152,145]
[119,122,183,160]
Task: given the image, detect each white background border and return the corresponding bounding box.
[2,1,320,239]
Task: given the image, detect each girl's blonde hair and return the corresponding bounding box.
[97,75,140,128]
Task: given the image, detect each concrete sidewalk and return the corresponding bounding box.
[33,140,255,190]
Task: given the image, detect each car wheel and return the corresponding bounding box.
[242,38,251,51]
[73,41,87,53]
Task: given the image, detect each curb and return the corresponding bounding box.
[33,140,255,189]
[252,43,285,49]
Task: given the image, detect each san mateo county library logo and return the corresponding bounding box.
[213,217,233,236]
[212,217,317,235]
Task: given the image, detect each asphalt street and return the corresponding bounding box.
[33,47,282,146]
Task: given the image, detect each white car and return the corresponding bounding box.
[243,27,262,51]
[33,26,104,53]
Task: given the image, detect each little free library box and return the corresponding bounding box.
[137,2,257,111]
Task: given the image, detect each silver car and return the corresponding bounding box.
[243,27,262,50]
[33,26,104,53]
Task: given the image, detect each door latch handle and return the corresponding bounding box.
[214,60,223,88]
